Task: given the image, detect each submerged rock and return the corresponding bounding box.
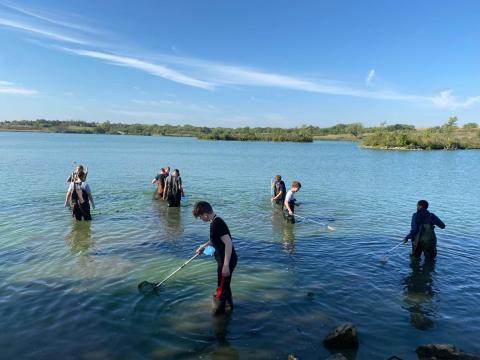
[323,323,359,349]
[416,344,480,360]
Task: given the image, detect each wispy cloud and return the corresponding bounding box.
[0,0,99,34]
[59,47,215,90]
[0,1,478,110]
[429,90,480,109]
[0,17,88,44]
[366,69,375,85]
[0,80,38,95]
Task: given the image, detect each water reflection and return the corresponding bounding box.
[153,201,184,240]
[282,225,296,253]
[66,221,92,253]
[211,313,239,360]
[271,205,296,253]
[402,259,436,330]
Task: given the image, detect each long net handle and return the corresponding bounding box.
[155,253,199,289]
[385,242,403,254]
[293,213,327,226]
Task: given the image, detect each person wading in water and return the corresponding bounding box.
[64,170,95,221]
[403,200,445,261]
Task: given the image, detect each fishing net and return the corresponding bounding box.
[138,281,159,295]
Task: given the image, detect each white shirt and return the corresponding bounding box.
[285,190,295,203]
[68,182,92,194]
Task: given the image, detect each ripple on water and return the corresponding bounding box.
[1,134,480,358]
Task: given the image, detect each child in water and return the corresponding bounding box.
[193,201,237,315]
[284,181,301,223]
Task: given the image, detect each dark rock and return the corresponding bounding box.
[323,323,359,349]
[416,344,480,360]
[326,353,348,360]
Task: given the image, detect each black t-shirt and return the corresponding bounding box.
[210,216,236,263]
[274,180,286,201]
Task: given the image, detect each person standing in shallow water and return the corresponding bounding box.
[163,169,184,207]
[272,175,286,205]
[64,170,95,221]
[152,167,167,199]
[193,201,237,315]
[403,200,445,261]
[284,181,301,224]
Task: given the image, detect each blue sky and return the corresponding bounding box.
[0,0,479,127]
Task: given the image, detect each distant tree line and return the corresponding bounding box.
[0,118,478,147]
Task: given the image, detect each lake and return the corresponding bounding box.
[0,132,479,359]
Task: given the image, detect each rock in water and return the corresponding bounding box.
[416,344,480,360]
[323,323,359,349]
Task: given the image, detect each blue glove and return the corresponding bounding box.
[204,245,215,256]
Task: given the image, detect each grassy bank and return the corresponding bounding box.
[361,118,480,150]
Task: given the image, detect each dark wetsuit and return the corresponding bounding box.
[210,216,237,307]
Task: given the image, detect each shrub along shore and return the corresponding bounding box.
[0,117,479,149]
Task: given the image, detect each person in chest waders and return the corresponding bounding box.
[284,181,301,223]
[272,175,286,205]
[403,200,446,261]
[64,170,95,221]
[163,169,184,207]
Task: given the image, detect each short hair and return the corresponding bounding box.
[275,175,282,181]
[417,200,429,209]
[291,181,301,189]
[192,201,213,217]
[174,169,180,176]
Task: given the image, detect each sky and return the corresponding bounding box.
[0,0,479,127]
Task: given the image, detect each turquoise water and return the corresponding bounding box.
[0,132,479,359]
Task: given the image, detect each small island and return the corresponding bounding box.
[0,117,479,149]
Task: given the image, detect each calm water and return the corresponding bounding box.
[0,132,479,360]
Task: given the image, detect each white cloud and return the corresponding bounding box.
[428,89,480,109]
[0,80,38,95]
[1,1,478,110]
[59,47,215,90]
[366,69,375,85]
[0,17,87,44]
[0,0,99,34]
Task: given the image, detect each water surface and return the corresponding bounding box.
[0,132,479,359]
